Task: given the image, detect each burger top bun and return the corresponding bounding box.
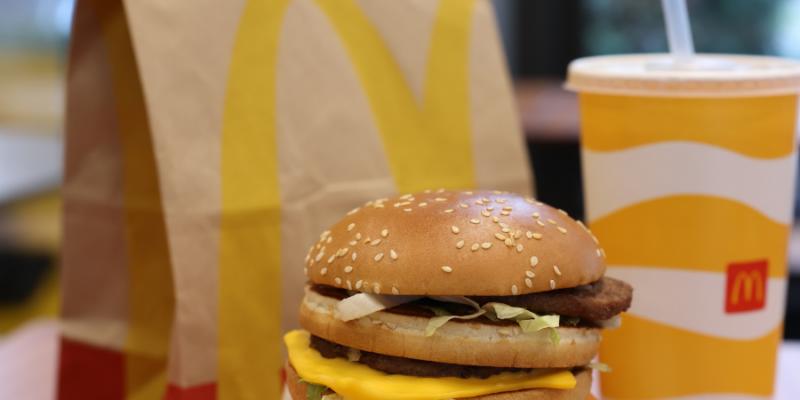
[304,190,606,296]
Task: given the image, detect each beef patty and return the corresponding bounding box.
[476,276,633,321]
[310,334,529,378]
[311,276,632,322]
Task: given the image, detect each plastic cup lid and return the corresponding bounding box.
[566,53,800,97]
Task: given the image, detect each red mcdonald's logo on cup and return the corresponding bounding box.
[725,260,767,313]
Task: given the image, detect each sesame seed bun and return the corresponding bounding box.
[304,190,605,296]
[285,362,592,400]
[300,288,601,369]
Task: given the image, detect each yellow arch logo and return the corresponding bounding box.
[725,260,767,313]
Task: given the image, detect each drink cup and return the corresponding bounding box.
[567,54,800,399]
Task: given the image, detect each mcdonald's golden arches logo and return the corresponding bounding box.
[725,260,767,313]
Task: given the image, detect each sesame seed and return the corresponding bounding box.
[487,206,495,211]
[400,194,413,199]
[334,277,342,285]
[532,212,540,219]
[391,286,400,295]
[352,252,357,261]
[355,280,363,289]
[321,230,331,239]
[344,266,353,273]
[370,239,382,246]
[451,226,460,234]
[320,267,328,276]
[549,280,556,290]
[495,233,507,241]
[436,188,445,193]
[435,197,447,202]
[456,240,465,249]
[504,238,514,246]
[327,255,335,263]
[381,229,389,238]
[475,200,484,206]
[536,220,546,227]
[315,252,324,262]
[373,283,381,294]
[557,226,567,234]
[511,285,519,294]
[530,256,539,267]
[558,209,568,216]
[338,248,349,257]
[390,249,398,260]
[374,253,384,261]
[481,210,491,217]
[326,236,333,244]
[464,191,473,195]
[349,240,357,246]
[501,227,511,233]
[347,207,360,215]
[516,244,524,253]
[441,266,453,273]
[601,248,606,258]
[533,233,543,240]
[347,223,356,231]
[355,232,362,240]
[554,265,562,276]
[364,237,371,244]
[525,270,535,278]
[346,280,352,290]
[423,189,432,194]
[492,216,499,223]
[304,253,311,263]
[548,219,557,225]
[536,201,544,206]
[418,202,428,207]
[444,209,454,213]
[503,206,513,211]
[501,210,511,216]
[471,243,480,251]
[525,278,533,288]
[459,203,469,208]
[514,230,522,239]
[470,218,480,224]
[403,208,412,212]
[596,248,602,257]
[499,222,509,228]
[591,234,599,244]
[493,190,502,194]
[481,242,492,249]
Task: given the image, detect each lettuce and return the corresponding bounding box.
[482,302,560,344]
[588,362,612,372]
[302,381,328,400]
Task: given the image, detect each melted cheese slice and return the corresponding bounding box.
[285,330,576,400]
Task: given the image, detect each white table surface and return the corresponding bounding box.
[3,320,798,400]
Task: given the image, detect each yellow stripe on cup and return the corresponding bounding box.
[99,1,174,399]
[579,93,798,159]
[591,195,789,277]
[218,0,290,398]
[314,0,477,192]
[600,314,782,399]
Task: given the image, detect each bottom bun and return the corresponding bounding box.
[285,362,591,400]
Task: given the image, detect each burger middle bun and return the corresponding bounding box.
[300,289,600,369]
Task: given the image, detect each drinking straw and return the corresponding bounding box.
[661,0,694,61]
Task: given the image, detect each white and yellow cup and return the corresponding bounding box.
[567,54,800,399]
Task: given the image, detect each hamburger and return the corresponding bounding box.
[285,190,632,400]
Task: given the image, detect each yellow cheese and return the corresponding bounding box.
[285,330,576,400]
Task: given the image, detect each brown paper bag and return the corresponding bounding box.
[57,0,531,399]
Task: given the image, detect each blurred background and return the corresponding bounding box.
[1,0,798,339]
